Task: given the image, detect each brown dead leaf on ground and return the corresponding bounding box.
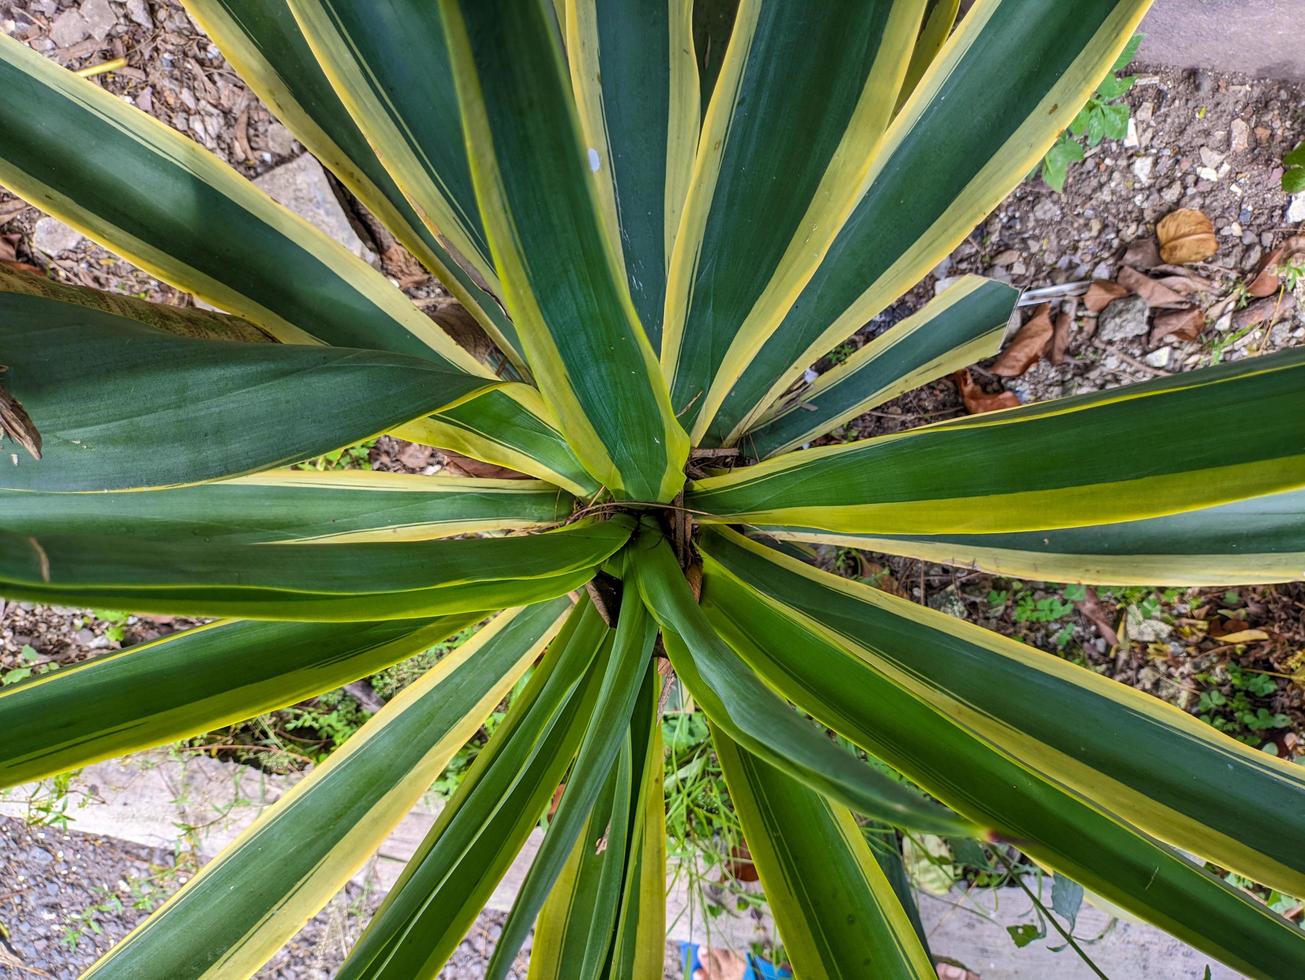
[1050,297,1076,364]
[856,556,907,597]
[1156,208,1218,264]
[952,369,1019,414]
[1233,293,1297,331]
[0,233,40,275]
[1248,236,1305,298]
[0,198,28,223]
[723,840,759,883]
[438,450,531,480]
[1084,279,1130,312]
[1149,307,1205,346]
[1076,588,1121,648]
[1116,266,1189,308]
[1122,237,1162,269]
[990,303,1053,377]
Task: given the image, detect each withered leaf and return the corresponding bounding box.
[990,303,1053,377]
[438,450,530,480]
[1050,298,1076,365]
[1149,306,1205,346]
[1084,279,1131,312]
[1156,208,1218,265]
[1248,236,1305,298]
[1116,266,1189,308]
[1121,237,1162,269]
[1233,292,1297,331]
[0,383,42,460]
[952,369,1020,415]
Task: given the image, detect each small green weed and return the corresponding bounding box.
[1196,664,1290,748]
[294,437,377,472]
[1283,141,1305,194]
[1040,34,1143,192]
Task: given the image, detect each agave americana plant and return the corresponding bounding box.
[2,0,1304,976]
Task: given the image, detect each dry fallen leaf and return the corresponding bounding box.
[1215,629,1270,644]
[952,369,1020,415]
[1248,236,1305,298]
[438,450,529,480]
[1233,293,1297,331]
[1117,266,1189,308]
[1121,237,1162,269]
[990,303,1053,377]
[1156,208,1218,265]
[1084,279,1131,312]
[1076,588,1121,648]
[1149,306,1205,346]
[1050,297,1076,365]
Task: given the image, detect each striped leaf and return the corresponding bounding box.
[182,0,524,369]
[741,276,1016,458]
[487,590,659,978]
[695,537,1305,976]
[0,30,480,369]
[701,527,1305,899]
[627,525,977,837]
[84,601,571,980]
[440,0,690,501]
[761,487,1305,587]
[0,264,587,493]
[713,727,935,980]
[0,614,476,788]
[284,0,500,304]
[526,740,633,980]
[1,472,572,545]
[690,348,1305,535]
[605,663,667,980]
[564,0,699,351]
[0,517,631,621]
[337,598,609,980]
[408,386,602,498]
[706,0,1153,444]
[662,0,926,438]
[897,0,960,111]
[0,293,494,492]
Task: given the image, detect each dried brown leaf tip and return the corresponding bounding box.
[990,303,1053,378]
[1149,307,1205,346]
[1084,279,1130,313]
[0,373,42,460]
[1156,208,1218,265]
[952,369,1019,415]
[1247,235,1305,299]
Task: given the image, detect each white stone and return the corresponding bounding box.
[124,0,152,29]
[1230,119,1250,153]
[1196,166,1220,182]
[1131,156,1153,183]
[1123,118,1139,148]
[1288,193,1305,224]
[48,9,89,47]
[1143,347,1172,369]
[80,0,116,41]
[31,217,84,255]
[253,154,377,266]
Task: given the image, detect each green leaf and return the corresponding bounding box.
[703,0,1154,445]
[183,0,524,370]
[1099,101,1131,142]
[694,534,1305,976]
[1007,923,1042,948]
[0,30,482,370]
[1111,32,1145,72]
[337,598,608,980]
[84,602,571,980]
[758,487,1305,587]
[628,524,979,837]
[700,528,1305,899]
[0,292,494,492]
[0,517,631,621]
[713,727,936,979]
[1,472,573,545]
[1284,141,1305,168]
[896,0,961,113]
[690,349,1305,538]
[0,614,477,788]
[1283,167,1305,195]
[741,276,1017,458]
[662,0,927,439]
[440,0,689,502]
[1052,874,1085,929]
[564,0,699,352]
[486,591,657,978]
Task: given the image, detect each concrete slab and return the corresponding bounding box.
[1140,0,1305,81]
